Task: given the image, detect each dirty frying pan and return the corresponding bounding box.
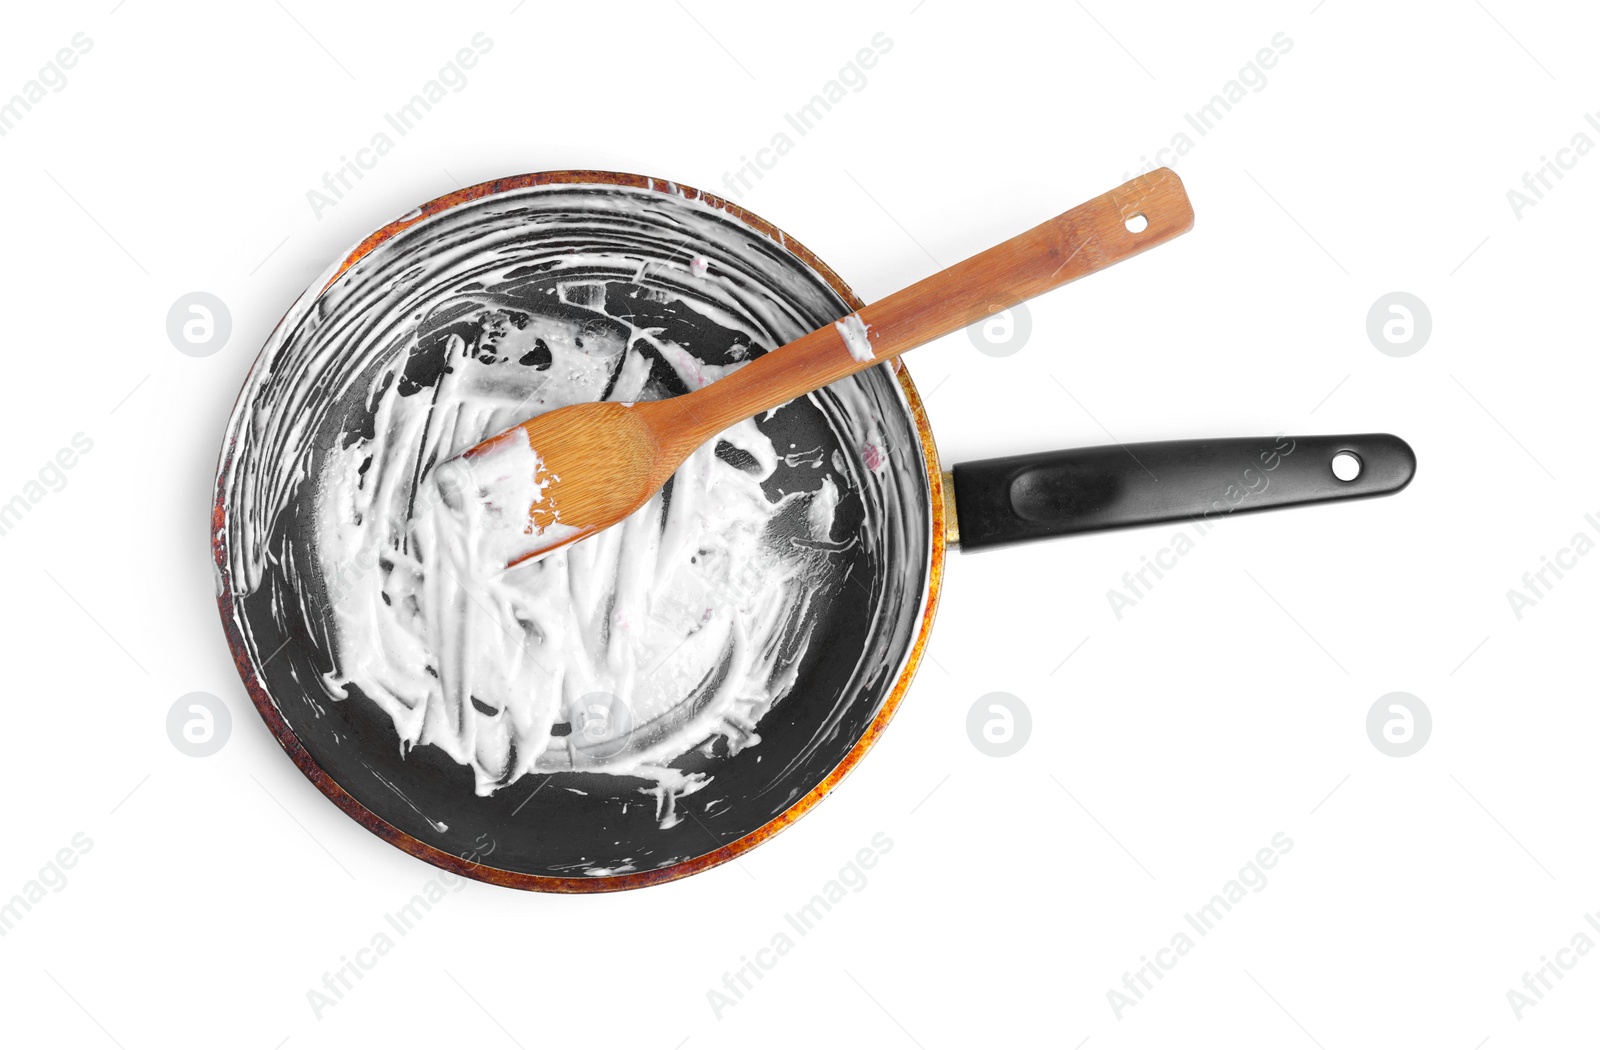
[213,171,1415,891]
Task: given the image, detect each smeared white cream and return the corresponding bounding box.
[428,435,569,573]
[835,312,876,364]
[218,180,932,848]
[315,318,842,815]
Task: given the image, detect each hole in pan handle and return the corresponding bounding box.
[948,433,1416,551]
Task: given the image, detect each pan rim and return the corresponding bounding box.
[212,169,947,892]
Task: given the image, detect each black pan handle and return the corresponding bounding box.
[949,433,1415,551]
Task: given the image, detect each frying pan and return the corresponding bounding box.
[214,171,1415,891]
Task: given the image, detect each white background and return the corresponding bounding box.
[1,1,1595,1046]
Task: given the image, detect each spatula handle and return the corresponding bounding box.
[652,169,1194,450]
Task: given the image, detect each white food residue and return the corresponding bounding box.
[310,312,842,813]
[835,312,876,364]
[218,184,920,842]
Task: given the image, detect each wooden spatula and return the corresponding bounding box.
[443,168,1195,568]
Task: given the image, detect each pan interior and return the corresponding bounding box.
[217,182,931,879]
